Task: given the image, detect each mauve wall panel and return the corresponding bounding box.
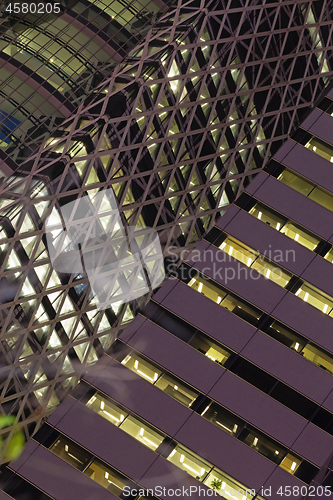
[0,492,12,500]
[117,314,147,343]
[193,245,287,314]
[153,278,178,303]
[55,401,156,482]
[300,108,323,131]
[174,412,275,491]
[272,294,333,354]
[185,240,210,266]
[292,424,333,467]
[242,331,333,404]
[11,446,110,500]
[273,140,296,162]
[221,210,315,275]
[280,143,333,194]
[305,112,333,146]
[10,440,40,470]
[155,281,257,353]
[77,354,115,389]
[117,314,153,345]
[125,321,224,394]
[251,176,333,240]
[216,205,241,230]
[300,255,333,297]
[261,467,303,500]
[321,389,333,413]
[84,359,191,438]
[244,172,270,196]
[208,372,307,446]
[47,395,77,427]
[139,457,207,500]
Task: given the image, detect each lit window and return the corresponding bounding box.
[167,445,210,480]
[50,435,92,471]
[219,236,258,267]
[87,393,127,426]
[280,222,320,251]
[188,276,228,303]
[120,415,164,451]
[278,169,314,196]
[203,470,256,500]
[84,458,133,496]
[295,283,333,315]
[251,257,292,288]
[305,136,333,163]
[155,373,199,407]
[280,454,301,474]
[219,236,292,287]
[121,353,162,383]
[302,344,333,374]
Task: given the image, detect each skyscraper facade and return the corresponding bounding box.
[0,0,333,453]
[3,90,333,499]
[0,0,172,160]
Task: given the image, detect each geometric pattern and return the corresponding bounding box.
[0,0,333,460]
[0,0,172,159]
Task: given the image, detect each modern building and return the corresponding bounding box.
[2,87,333,499]
[1,0,333,458]
[0,0,172,160]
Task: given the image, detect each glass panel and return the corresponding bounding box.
[218,235,292,287]
[119,415,164,451]
[238,428,286,464]
[188,275,228,304]
[201,402,243,436]
[155,373,199,407]
[84,458,133,496]
[189,333,231,366]
[249,203,287,230]
[251,257,292,288]
[280,454,302,474]
[301,344,333,374]
[86,393,128,426]
[309,187,333,212]
[220,294,262,326]
[280,222,320,251]
[296,284,333,314]
[265,321,306,352]
[324,247,333,263]
[219,236,259,267]
[167,445,210,480]
[277,169,314,196]
[305,136,333,163]
[49,435,92,471]
[203,469,256,500]
[120,353,162,384]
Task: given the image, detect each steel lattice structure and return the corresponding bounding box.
[0,0,332,458]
